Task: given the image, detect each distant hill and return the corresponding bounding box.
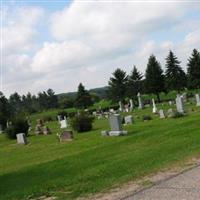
[57,86,109,99]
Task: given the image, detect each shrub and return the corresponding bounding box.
[70,112,94,133]
[172,112,184,118]
[142,115,152,121]
[5,118,29,139]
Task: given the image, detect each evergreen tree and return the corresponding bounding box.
[0,92,11,129]
[145,55,165,102]
[9,92,22,115]
[187,49,200,89]
[47,88,58,108]
[165,51,187,92]
[108,68,128,102]
[75,83,93,109]
[127,66,143,98]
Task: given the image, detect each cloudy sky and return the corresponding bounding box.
[1,0,200,97]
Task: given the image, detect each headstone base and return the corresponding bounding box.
[101,130,127,136]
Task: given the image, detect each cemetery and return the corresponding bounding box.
[0,91,200,200]
[1,2,200,199]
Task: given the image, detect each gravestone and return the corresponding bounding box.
[129,99,134,111]
[119,101,123,112]
[124,104,129,112]
[195,94,200,106]
[16,133,27,145]
[60,117,67,129]
[124,115,133,124]
[137,92,144,109]
[159,109,165,119]
[152,98,157,114]
[57,115,62,123]
[167,108,175,118]
[104,114,127,136]
[176,94,185,113]
[57,131,73,142]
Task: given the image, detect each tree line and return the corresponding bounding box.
[108,49,200,102]
[0,49,199,129]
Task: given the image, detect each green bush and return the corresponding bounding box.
[70,112,94,133]
[5,118,29,139]
[142,115,152,121]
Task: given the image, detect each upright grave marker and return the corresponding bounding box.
[137,92,144,109]
[129,99,134,111]
[196,94,200,106]
[119,101,123,112]
[60,116,67,129]
[159,109,165,119]
[124,115,133,124]
[176,94,185,113]
[152,98,157,114]
[16,133,27,145]
[101,114,127,136]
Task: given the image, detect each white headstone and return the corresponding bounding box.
[195,94,200,106]
[137,92,144,109]
[176,94,184,113]
[159,109,165,119]
[124,115,133,124]
[16,133,27,145]
[60,118,67,129]
[129,99,134,111]
[152,98,157,114]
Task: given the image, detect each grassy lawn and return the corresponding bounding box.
[0,103,200,200]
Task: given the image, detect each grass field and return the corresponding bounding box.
[0,102,200,200]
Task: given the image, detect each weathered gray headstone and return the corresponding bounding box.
[176,94,185,113]
[159,109,165,119]
[119,101,123,112]
[109,114,122,131]
[167,108,175,118]
[129,99,133,111]
[152,98,157,114]
[107,114,127,136]
[195,94,200,106]
[124,115,133,124]
[137,92,144,109]
[16,133,27,145]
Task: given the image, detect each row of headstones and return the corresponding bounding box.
[119,93,200,114]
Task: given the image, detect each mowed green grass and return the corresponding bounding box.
[0,103,200,200]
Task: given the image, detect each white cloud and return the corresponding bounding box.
[2,1,200,96]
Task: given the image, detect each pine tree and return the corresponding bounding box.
[145,55,165,102]
[127,66,143,98]
[75,83,93,109]
[108,68,128,102]
[165,51,186,92]
[187,49,200,89]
